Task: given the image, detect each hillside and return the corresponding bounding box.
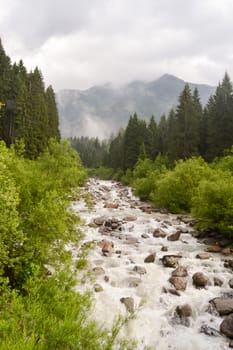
[57,74,215,138]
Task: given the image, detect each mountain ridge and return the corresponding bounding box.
[57,74,216,139]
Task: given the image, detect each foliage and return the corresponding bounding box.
[0,139,138,349]
[150,157,211,213]
[192,170,233,236]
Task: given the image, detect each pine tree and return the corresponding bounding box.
[205,73,233,161]
[46,85,60,140]
[173,84,200,159]
[147,115,159,160]
[27,67,49,157]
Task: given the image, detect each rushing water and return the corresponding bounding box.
[72,178,232,350]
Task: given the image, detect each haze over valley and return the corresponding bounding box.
[57,74,215,139]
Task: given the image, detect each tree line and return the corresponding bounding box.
[72,72,233,170]
[0,39,60,158]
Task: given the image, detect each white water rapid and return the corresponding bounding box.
[72,178,233,350]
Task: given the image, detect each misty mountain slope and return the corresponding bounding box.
[57,74,215,139]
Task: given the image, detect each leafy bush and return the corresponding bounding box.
[151,157,211,213]
[192,170,233,235]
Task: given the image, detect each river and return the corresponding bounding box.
[72,178,232,350]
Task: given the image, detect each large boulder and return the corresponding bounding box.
[169,277,187,291]
[220,314,233,338]
[210,298,233,316]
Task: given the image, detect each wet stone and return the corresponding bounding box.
[213,277,223,286]
[172,266,188,277]
[196,252,211,260]
[167,230,181,241]
[210,297,233,315]
[133,265,147,275]
[176,304,192,317]
[144,253,156,263]
[192,272,209,288]
[161,255,182,268]
[169,276,187,291]
[153,228,166,238]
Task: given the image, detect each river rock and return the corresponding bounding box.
[162,287,181,296]
[94,216,107,225]
[229,279,233,288]
[161,255,181,268]
[161,246,168,252]
[141,233,150,239]
[222,247,231,255]
[172,266,188,277]
[176,304,192,317]
[196,252,211,260]
[93,267,105,276]
[210,297,233,315]
[120,297,134,312]
[167,231,181,241]
[153,228,166,238]
[104,202,119,209]
[144,253,156,263]
[124,216,137,222]
[224,259,233,270]
[220,314,233,338]
[169,276,187,291]
[213,277,223,286]
[102,241,114,256]
[133,265,147,275]
[206,245,221,253]
[192,272,209,288]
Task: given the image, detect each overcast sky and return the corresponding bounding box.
[1,0,233,91]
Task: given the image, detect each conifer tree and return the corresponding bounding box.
[46,85,60,140]
[147,115,159,160]
[205,73,233,161]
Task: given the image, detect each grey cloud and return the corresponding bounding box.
[1,0,233,89]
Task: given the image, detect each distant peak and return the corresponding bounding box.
[158,74,184,82]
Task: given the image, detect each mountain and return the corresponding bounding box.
[56,74,215,139]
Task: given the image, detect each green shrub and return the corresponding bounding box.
[192,170,233,236]
[151,157,211,213]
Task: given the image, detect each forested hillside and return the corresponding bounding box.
[0,39,60,158]
[57,74,215,138]
[72,73,233,168]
